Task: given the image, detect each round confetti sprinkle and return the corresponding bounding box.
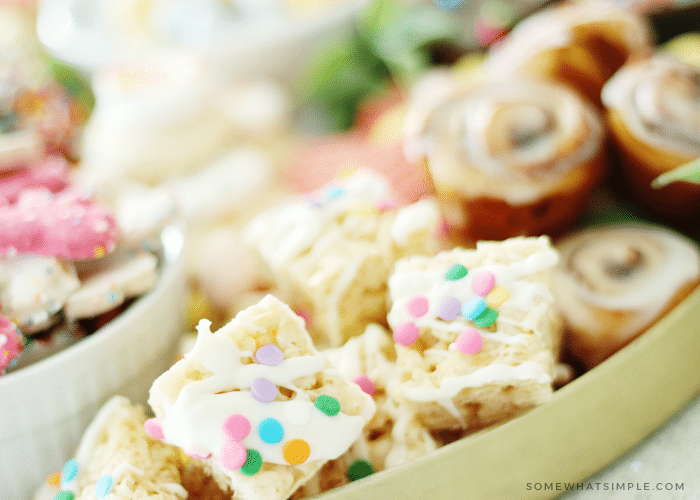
[144,418,165,440]
[258,417,284,444]
[347,459,374,481]
[254,344,284,366]
[54,492,75,500]
[314,394,340,417]
[486,286,510,308]
[283,400,312,426]
[393,321,419,346]
[352,374,375,396]
[444,263,468,281]
[462,297,487,320]
[250,377,278,403]
[474,308,498,327]
[61,459,78,485]
[220,440,247,470]
[222,414,251,442]
[406,295,429,318]
[95,474,113,499]
[283,439,310,465]
[47,471,61,486]
[240,449,263,476]
[455,328,483,354]
[472,271,496,296]
[437,296,461,321]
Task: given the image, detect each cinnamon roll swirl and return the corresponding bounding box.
[486,0,653,106]
[551,224,700,369]
[408,79,606,242]
[601,53,700,219]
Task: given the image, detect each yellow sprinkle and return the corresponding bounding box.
[47,471,60,486]
[486,286,510,308]
[337,166,356,178]
[346,202,380,218]
[94,246,105,258]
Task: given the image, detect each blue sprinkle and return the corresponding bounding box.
[462,297,487,320]
[95,474,113,498]
[61,459,78,485]
[258,417,284,444]
[325,186,345,200]
[108,293,117,302]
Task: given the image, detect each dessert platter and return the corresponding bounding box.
[2,0,700,499]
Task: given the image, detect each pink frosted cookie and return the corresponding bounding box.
[0,314,23,374]
[0,155,70,203]
[0,188,120,260]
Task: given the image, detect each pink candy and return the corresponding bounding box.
[352,374,376,396]
[0,156,70,204]
[455,328,483,354]
[0,188,120,260]
[406,295,429,318]
[437,296,461,321]
[0,314,23,373]
[222,414,251,442]
[393,321,420,347]
[144,418,165,440]
[220,440,247,470]
[472,271,496,296]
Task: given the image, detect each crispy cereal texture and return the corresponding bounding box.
[387,236,563,431]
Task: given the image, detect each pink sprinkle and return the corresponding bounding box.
[185,450,212,460]
[472,271,495,296]
[406,295,429,318]
[352,374,376,396]
[222,414,251,442]
[144,419,165,440]
[437,296,461,320]
[393,322,420,347]
[456,328,483,354]
[295,309,312,327]
[220,440,247,470]
[376,198,399,211]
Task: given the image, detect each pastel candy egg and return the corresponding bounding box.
[406,295,429,318]
[250,378,278,403]
[474,308,498,327]
[352,374,375,396]
[240,449,263,476]
[486,285,510,308]
[437,296,461,320]
[222,414,251,442]
[472,271,495,296]
[462,297,487,320]
[314,394,340,416]
[220,440,247,470]
[393,321,419,346]
[254,344,284,366]
[455,328,483,354]
[444,263,468,281]
[283,439,310,465]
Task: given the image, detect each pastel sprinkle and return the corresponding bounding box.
[462,297,487,320]
[455,328,483,354]
[474,308,498,327]
[185,450,212,460]
[95,474,113,499]
[250,378,278,403]
[352,374,375,396]
[54,492,75,500]
[486,286,510,308]
[314,394,340,417]
[144,418,165,440]
[47,471,60,486]
[376,198,399,211]
[222,414,251,442]
[61,459,78,485]
[258,417,284,444]
[347,459,374,481]
[326,186,345,200]
[254,344,284,366]
[444,263,468,281]
[393,321,420,346]
[472,271,496,296]
[406,295,429,318]
[437,296,462,320]
[283,439,310,465]
[220,440,247,470]
[240,449,263,476]
[283,399,312,426]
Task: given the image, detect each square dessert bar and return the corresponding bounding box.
[243,169,440,348]
[386,236,563,431]
[148,294,376,500]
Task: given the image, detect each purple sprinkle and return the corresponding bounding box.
[250,378,278,403]
[255,344,284,366]
[437,296,462,321]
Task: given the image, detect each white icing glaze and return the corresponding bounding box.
[391,198,440,246]
[160,319,373,465]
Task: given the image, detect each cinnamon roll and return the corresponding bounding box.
[551,224,700,369]
[601,53,700,219]
[408,79,606,243]
[486,0,653,106]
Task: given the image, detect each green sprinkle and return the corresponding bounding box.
[474,308,498,328]
[347,459,374,481]
[54,491,75,500]
[314,395,340,417]
[239,449,263,476]
[444,263,468,281]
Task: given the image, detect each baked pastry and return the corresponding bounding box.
[386,236,562,431]
[147,294,376,500]
[551,224,700,369]
[243,169,440,347]
[408,79,606,243]
[486,0,654,106]
[601,53,700,220]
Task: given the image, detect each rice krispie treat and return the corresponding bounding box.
[147,294,376,500]
[386,236,563,431]
[33,395,230,500]
[243,169,440,347]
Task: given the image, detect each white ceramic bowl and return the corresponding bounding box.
[0,225,187,500]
